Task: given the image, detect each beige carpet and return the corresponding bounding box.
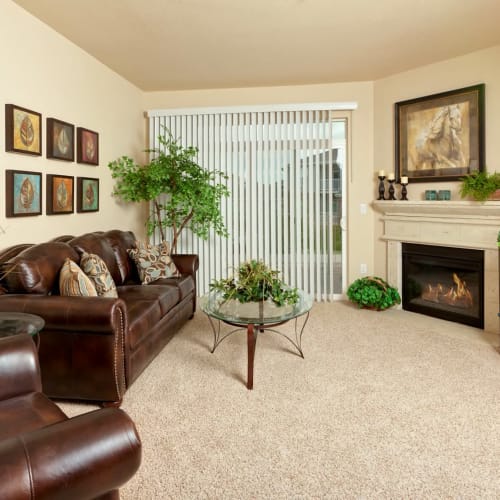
[61,302,500,499]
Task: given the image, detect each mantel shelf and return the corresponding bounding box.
[372,200,500,219]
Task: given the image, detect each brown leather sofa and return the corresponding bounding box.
[0,333,141,499]
[0,229,199,406]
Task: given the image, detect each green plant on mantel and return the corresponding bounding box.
[347,276,401,311]
[210,260,299,306]
[459,170,500,202]
[497,230,500,247]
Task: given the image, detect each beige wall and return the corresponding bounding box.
[144,82,375,285]
[4,0,497,291]
[373,44,500,277]
[0,0,147,248]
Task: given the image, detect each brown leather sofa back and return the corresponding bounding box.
[69,232,123,285]
[68,230,139,286]
[4,242,79,294]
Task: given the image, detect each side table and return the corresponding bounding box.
[0,312,45,348]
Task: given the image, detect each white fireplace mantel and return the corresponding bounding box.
[372,200,500,250]
[372,200,500,334]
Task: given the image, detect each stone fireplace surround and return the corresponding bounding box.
[373,200,500,334]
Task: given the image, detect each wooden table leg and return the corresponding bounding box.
[247,323,256,390]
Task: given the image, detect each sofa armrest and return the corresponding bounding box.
[0,334,41,400]
[0,407,141,500]
[0,295,127,333]
[172,254,199,276]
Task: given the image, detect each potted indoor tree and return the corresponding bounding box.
[347,276,401,310]
[108,130,229,252]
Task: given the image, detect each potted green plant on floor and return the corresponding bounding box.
[347,276,401,310]
[108,130,229,252]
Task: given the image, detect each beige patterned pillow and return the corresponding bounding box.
[80,252,118,298]
[127,241,180,285]
[59,258,98,297]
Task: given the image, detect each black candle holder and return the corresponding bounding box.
[377,176,386,200]
[388,179,396,200]
[400,181,408,201]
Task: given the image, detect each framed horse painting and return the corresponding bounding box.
[395,84,485,183]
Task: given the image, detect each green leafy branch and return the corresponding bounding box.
[108,129,229,252]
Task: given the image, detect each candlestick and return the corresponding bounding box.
[388,179,396,200]
[400,179,408,201]
[377,175,386,200]
[378,170,385,177]
[387,173,395,181]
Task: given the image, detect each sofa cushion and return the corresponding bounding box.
[59,258,98,297]
[127,241,180,285]
[102,230,138,285]
[119,285,180,349]
[4,242,79,295]
[80,252,118,298]
[118,284,180,317]
[153,275,195,301]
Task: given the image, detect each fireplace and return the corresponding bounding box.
[402,243,484,328]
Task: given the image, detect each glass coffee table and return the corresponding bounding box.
[0,312,45,348]
[199,290,313,389]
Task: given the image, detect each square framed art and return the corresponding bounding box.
[46,174,74,215]
[5,170,42,217]
[47,118,74,161]
[77,127,99,165]
[5,104,42,156]
[77,177,99,212]
[395,84,485,182]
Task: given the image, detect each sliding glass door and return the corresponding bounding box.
[149,108,349,300]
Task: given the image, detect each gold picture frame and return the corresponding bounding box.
[5,104,42,156]
[395,84,485,182]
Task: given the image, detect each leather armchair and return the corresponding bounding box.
[0,334,141,499]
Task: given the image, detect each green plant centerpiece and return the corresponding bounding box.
[108,130,229,252]
[347,276,401,310]
[459,170,500,202]
[210,260,299,307]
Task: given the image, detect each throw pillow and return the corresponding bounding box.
[59,258,98,297]
[80,252,118,298]
[127,241,180,285]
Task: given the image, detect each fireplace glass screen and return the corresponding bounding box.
[402,243,484,328]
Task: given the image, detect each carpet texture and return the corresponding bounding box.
[60,302,500,499]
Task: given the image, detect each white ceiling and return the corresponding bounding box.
[12,0,500,92]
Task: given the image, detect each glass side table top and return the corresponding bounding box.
[199,289,313,325]
[0,312,45,339]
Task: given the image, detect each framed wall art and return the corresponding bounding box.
[77,127,99,165]
[5,170,42,217]
[395,84,485,183]
[46,174,74,215]
[77,177,99,212]
[47,118,74,161]
[5,104,42,156]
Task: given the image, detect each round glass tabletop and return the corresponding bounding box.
[199,289,313,325]
[0,312,45,339]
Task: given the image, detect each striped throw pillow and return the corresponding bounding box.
[59,258,98,297]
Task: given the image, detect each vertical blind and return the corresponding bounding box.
[147,104,353,300]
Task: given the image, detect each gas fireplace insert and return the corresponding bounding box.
[402,243,484,328]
